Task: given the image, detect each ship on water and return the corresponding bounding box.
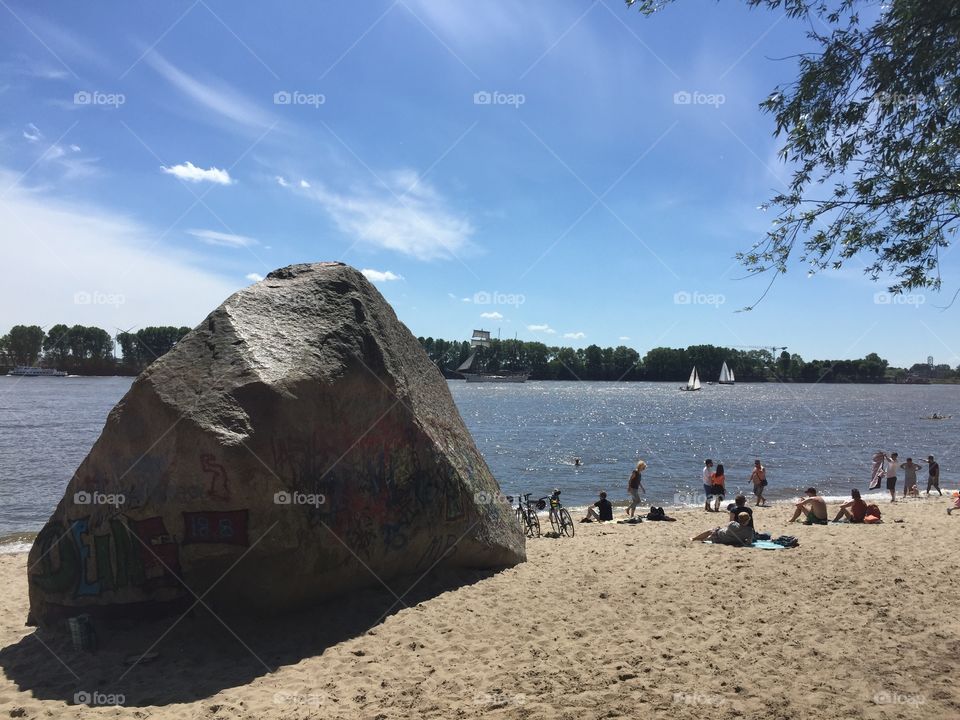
[7,366,67,377]
[455,329,530,383]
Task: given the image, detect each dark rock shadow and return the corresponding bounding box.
[0,568,498,708]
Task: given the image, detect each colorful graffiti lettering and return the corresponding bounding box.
[182,510,249,546]
[32,515,181,598]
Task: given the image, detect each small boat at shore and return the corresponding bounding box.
[922,414,952,420]
[7,366,67,377]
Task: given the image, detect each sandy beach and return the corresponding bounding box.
[1,496,958,719]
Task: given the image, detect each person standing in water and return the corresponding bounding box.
[626,460,646,517]
[884,452,900,503]
[702,459,715,512]
[901,457,922,498]
[923,455,941,496]
[711,463,726,512]
[750,459,767,506]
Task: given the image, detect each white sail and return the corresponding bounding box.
[687,366,701,390]
[719,361,735,384]
[719,362,730,383]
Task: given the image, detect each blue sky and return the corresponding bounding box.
[1,0,957,369]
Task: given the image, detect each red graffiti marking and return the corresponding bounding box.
[200,454,231,500]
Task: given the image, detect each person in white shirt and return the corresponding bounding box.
[885,452,900,503]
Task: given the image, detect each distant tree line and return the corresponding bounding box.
[419,337,958,383]
[0,324,190,375]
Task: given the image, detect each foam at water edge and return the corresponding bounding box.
[0,541,32,555]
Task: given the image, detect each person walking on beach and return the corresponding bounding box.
[885,452,900,503]
[750,459,767,506]
[901,457,922,498]
[923,455,941,496]
[702,459,715,512]
[789,487,828,524]
[711,463,726,512]
[626,460,646,517]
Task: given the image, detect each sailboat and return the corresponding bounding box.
[718,361,735,385]
[456,329,530,383]
[680,366,701,391]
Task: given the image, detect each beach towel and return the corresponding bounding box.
[704,539,792,550]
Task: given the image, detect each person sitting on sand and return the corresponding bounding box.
[832,489,868,523]
[789,487,828,525]
[750,459,768,506]
[690,511,754,546]
[711,463,726,512]
[583,491,613,522]
[727,494,754,529]
[948,492,960,516]
[626,461,646,517]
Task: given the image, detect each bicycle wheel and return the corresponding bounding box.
[560,508,575,537]
[527,510,541,538]
[549,509,561,535]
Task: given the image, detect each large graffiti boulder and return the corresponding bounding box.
[27,262,525,627]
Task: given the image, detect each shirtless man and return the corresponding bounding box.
[923,455,941,496]
[750,459,767,506]
[789,487,828,525]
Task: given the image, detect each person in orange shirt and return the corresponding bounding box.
[710,463,726,512]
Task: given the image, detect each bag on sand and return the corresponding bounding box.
[772,535,799,548]
[864,504,882,523]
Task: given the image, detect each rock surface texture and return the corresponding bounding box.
[28,262,524,626]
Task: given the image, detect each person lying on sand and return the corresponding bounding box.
[832,489,867,523]
[690,511,754,546]
[582,491,613,522]
[789,488,828,525]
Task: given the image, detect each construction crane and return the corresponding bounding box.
[731,345,788,355]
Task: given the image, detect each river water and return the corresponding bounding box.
[1,377,956,549]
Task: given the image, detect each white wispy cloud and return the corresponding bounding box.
[480,311,503,319]
[619,336,631,341]
[461,297,472,302]
[564,331,586,340]
[304,170,474,261]
[528,323,556,334]
[23,123,42,142]
[299,179,310,188]
[144,50,276,131]
[246,272,264,282]
[162,162,233,185]
[361,269,404,282]
[275,175,289,187]
[0,167,238,331]
[187,229,257,248]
